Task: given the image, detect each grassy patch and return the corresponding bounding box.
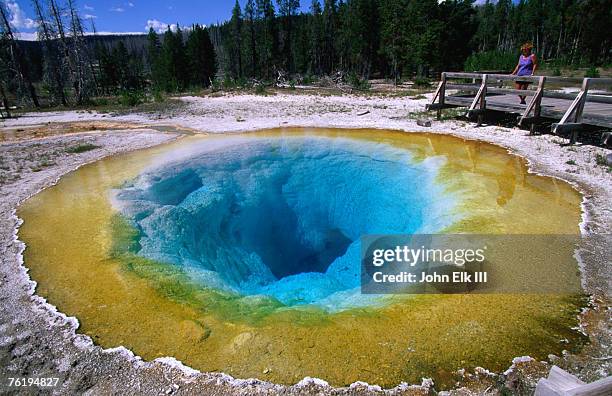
[19,94,188,116]
[407,110,429,119]
[348,73,371,91]
[65,143,101,154]
[595,153,607,165]
[255,84,268,95]
[412,77,432,88]
[595,153,611,172]
[412,107,466,121]
[584,67,600,78]
[108,98,187,115]
[30,160,55,172]
[118,90,145,107]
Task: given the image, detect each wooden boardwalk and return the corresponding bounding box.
[426,72,612,143]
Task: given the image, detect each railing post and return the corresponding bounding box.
[427,72,447,118]
[478,74,487,125]
[534,76,545,118]
[437,72,446,120]
[520,75,546,134]
[468,74,487,126]
[574,78,590,123]
[569,78,590,144]
[468,75,486,108]
[553,77,590,144]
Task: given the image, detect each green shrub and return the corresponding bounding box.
[594,154,611,173]
[222,75,236,90]
[236,77,250,89]
[255,84,267,95]
[210,78,222,92]
[348,73,370,90]
[66,143,101,154]
[118,90,144,107]
[595,154,609,166]
[94,97,109,106]
[464,50,517,72]
[413,77,431,88]
[152,88,165,103]
[585,66,600,78]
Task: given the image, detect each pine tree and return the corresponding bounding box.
[186,24,217,87]
[230,0,243,78]
[96,43,116,93]
[159,25,188,91]
[339,0,380,78]
[202,27,217,85]
[474,0,496,51]
[160,28,175,92]
[257,0,278,79]
[147,28,163,91]
[113,41,130,89]
[438,0,477,71]
[173,25,189,89]
[495,0,511,50]
[244,0,258,77]
[321,0,337,73]
[292,13,310,73]
[403,0,442,77]
[308,0,324,74]
[277,0,300,73]
[123,46,145,91]
[576,0,612,64]
[380,0,407,83]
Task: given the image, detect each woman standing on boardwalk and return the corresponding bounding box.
[511,42,538,104]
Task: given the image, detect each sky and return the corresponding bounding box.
[5,0,312,40]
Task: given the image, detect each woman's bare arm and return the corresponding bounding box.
[511,62,520,75]
[531,54,538,75]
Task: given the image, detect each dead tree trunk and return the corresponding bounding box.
[0,2,40,107]
[0,81,11,118]
[77,16,99,96]
[32,0,67,106]
[49,0,78,104]
[67,0,93,104]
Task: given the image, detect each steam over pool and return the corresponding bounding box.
[113,136,456,309]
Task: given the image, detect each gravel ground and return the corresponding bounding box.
[0,92,610,395]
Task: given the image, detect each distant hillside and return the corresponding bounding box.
[17,34,150,82]
[18,33,150,52]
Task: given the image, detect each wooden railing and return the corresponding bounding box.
[427,72,612,139]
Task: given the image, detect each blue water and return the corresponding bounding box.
[113,136,456,310]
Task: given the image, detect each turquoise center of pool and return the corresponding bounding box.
[113,136,457,309]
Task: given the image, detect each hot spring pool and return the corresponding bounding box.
[19,128,585,387]
[111,135,455,309]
